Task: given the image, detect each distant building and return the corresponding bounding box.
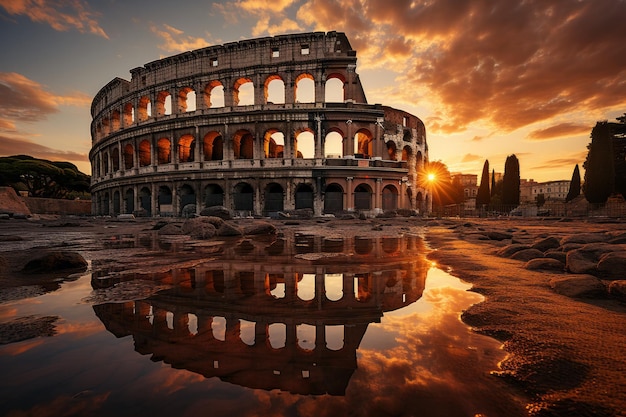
[451,172,478,211]
[521,179,570,203]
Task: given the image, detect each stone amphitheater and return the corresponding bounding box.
[89,31,429,217]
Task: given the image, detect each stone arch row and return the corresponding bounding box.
[93,128,424,177]
[93,72,348,141]
[96,180,405,217]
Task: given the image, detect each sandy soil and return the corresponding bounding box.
[1,215,626,416]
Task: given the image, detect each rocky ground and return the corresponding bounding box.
[1,214,626,416]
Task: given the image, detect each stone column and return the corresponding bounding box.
[346,177,354,211]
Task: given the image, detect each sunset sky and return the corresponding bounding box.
[1,0,624,181]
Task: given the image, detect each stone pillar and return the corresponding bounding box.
[346,177,353,211]
[375,178,382,212]
[285,72,295,104]
[254,73,264,105]
[315,70,325,103]
[345,120,353,157]
[223,78,234,107]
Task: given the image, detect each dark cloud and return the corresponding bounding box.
[297,0,626,133]
[528,123,590,140]
[0,135,89,163]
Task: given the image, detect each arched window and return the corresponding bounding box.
[124,143,135,169]
[295,73,314,103]
[155,91,171,116]
[265,75,285,104]
[233,130,254,159]
[382,185,399,211]
[111,110,120,131]
[354,183,373,210]
[204,81,224,108]
[139,140,151,166]
[354,129,373,158]
[234,78,254,106]
[123,102,134,125]
[264,130,284,158]
[157,138,171,164]
[324,130,343,158]
[324,183,344,213]
[294,130,314,158]
[138,96,151,121]
[203,131,223,161]
[178,134,195,163]
[386,141,397,160]
[111,147,120,171]
[177,87,196,112]
[325,74,345,102]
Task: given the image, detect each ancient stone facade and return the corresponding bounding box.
[89,32,429,217]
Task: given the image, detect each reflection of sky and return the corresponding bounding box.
[0,268,522,417]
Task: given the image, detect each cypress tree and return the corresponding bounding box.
[583,122,614,204]
[476,160,490,206]
[502,154,520,206]
[565,164,581,202]
[490,169,496,197]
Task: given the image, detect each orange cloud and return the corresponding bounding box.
[531,151,587,171]
[0,135,89,164]
[527,123,590,141]
[461,153,483,163]
[150,24,213,53]
[0,0,108,38]
[294,0,626,134]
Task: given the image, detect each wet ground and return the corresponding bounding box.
[0,217,526,417]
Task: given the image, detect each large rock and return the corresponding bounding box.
[497,244,531,258]
[560,233,610,245]
[510,248,545,262]
[531,236,561,252]
[200,205,233,220]
[544,250,567,264]
[596,252,626,280]
[243,221,277,236]
[549,275,606,298]
[216,222,243,237]
[22,251,87,274]
[486,231,512,241]
[181,217,217,239]
[524,258,565,271]
[566,243,623,275]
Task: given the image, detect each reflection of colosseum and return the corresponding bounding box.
[93,235,428,394]
[89,31,429,217]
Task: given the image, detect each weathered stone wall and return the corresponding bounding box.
[22,197,92,215]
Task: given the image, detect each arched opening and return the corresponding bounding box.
[102,118,110,136]
[113,190,120,215]
[403,129,412,142]
[158,185,172,213]
[324,130,343,158]
[178,134,195,163]
[324,183,344,213]
[103,152,109,174]
[203,184,224,207]
[102,192,110,215]
[203,131,223,161]
[204,81,224,108]
[239,319,255,346]
[264,130,284,158]
[401,145,412,161]
[295,183,314,210]
[354,183,373,210]
[416,151,424,171]
[125,188,134,214]
[295,73,314,103]
[354,237,373,254]
[386,141,397,160]
[233,182,254,212]
[297,273,315,301]
[138,96,151,121]
[212,317,226,341]
[297,324,316,351]
[233,130,254,159]
[177,87,196,112]
[264,183,284,214]
[416,191,424,213]
[139,187,151,216]
[179,184,196,215]
[354,128,373,158]
[155,91,171,116]
[111,110,120,131]
[355,273,372,302]
[382,185,399,211]
[325,74,345,102]
[205,270,225,293]
[111,147,120,171]
[382,237,399,254]
[157,138,171,164]
[139,140,151,166]
[265,75,285,104]
[325,273,344,301]
[325,325,344,351]
[123,102,134,125]
[123,144,134,169]
[268,323,286,349]
[294,130,314,158]
[234,78,254,106]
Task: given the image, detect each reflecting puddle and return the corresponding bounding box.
[0,234,523,416]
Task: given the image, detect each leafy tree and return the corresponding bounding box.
[476,160,490,206]
[502,154,520,206]
[566,164,581,202]
[0,155,90,198]
[421,160,463,208]
[583,122,614,204]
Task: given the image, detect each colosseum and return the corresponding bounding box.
[89,31,429,217]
